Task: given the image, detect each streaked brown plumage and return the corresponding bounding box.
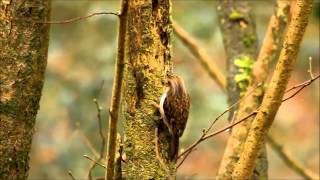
[159,74,190,161]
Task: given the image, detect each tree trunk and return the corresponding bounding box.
[0,0,51,179]
[105,0,127,179]
[232,0,313,178]
[122,0,173,179]
[216,0,258,121]
[217,1,291,179]
[216,0,269,179]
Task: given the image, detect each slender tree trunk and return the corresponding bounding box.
[122,0,173,179]
[216,0,258,121]
[232,0,313,178]
[217,1,291,179]
[105,0,127,179]
[0,0,51,179]
[216,0,269,179]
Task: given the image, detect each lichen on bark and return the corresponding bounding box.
[122,0,173,179]
[217,1,291,179]
[0,0,51,179]
[216,0,268,179]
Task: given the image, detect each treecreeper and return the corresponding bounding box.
[159,74,191,162]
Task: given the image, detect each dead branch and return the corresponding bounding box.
[37,12,119,24]
[177,74,318,168]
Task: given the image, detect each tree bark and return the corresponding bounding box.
[0,0,51,179]
[217,1,290,179]
[216,0,258,121]
[122,0,173,179]
[216,0,269,179]
[232,0,313,178]
[105,0,127,179]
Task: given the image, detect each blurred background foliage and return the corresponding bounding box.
[29,0,319,179]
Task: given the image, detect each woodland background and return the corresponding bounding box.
[28,0,319,179]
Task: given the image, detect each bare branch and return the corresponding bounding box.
[177,111,258,167]
[83,155,106,169]
[68,170,76,180]
[282,74,319,102]
[177,83,262,160]
[37,12,119,24]
[87,83,107,180]
[206,83,262,132]
[267,135,319,180]
[77,129,99,159]
[177,74,318,168]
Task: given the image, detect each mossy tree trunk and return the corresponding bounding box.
[216,0,258,120]
[217,1,291,179]
[0,0,51,179]
[122,0,173,179]
[216,1,269,179]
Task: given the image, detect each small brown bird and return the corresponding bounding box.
[159,74,190,161]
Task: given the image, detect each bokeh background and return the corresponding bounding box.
[29,0,319,179]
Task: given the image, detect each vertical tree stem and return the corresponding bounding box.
[217,1,290,179]
[105,0,128,179]
[215,0,269,178]
[232,0,313,178]
[0,0,51,179]
[122,0,173,178]
[216,0,258,121]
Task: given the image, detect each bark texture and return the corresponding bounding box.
[232,0,313,178]
[216,1,268,179]
[0,0,50,179]
[217,1,290,179]
[122,0,173,178]
[216,0,258,120]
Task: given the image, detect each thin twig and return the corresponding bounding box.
[176,147,198,168]
[37,12,119,24]
[203,112,257,141]
[83,155,106,169]
[93,98,106,159]
[88,95,107,180]
[206,83,261,132]
[178,83,262,159]
[177,111,258,166]
[308,57,314,79]
[177,75,319,167]
[282,74,319,102]
[68,170,76,180]
[77,129,100,159]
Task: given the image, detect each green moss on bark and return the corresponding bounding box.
[0,0,50,179]
[122,0,173,179]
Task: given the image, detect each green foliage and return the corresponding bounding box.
[234,55,254,95]
[229,10,244,21]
